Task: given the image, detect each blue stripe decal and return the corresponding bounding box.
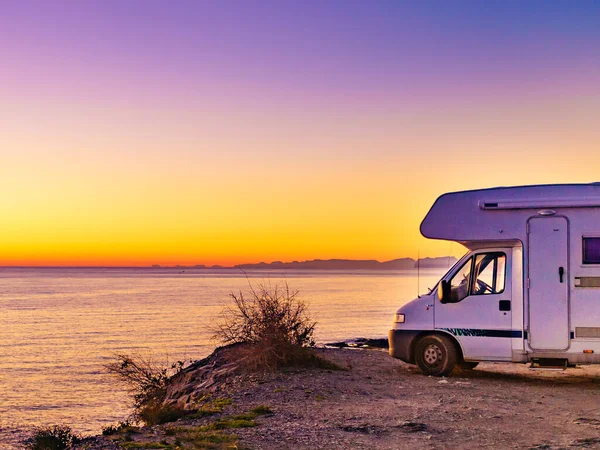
[438,328,522,338]
[440,329,575,339]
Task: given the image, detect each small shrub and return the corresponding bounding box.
[138,401,191,426]
[105,354,190,425]
[213,281,318,369]
[102,419,138,436]
[101,424,118,436]
[24,425,81,450]
[105,354,170,410]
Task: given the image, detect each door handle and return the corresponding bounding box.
[559,267,564,283]
[499,300,511,311]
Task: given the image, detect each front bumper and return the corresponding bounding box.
[388,329,420,364]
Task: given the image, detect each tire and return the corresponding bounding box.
[414,334,458,376]
[459,361,479,370]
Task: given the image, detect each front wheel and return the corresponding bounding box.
[414,334,458,376]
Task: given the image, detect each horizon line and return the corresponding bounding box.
[0,255,458,269]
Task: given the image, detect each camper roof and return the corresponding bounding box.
[420,183,600,244]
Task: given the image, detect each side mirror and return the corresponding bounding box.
[438,280,451,303]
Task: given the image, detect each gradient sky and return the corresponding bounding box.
[2,1,600,266]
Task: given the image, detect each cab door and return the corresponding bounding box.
[435,250,513,360]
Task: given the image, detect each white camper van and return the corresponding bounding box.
[389,184,600,376]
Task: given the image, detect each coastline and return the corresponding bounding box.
[70,346,600,450]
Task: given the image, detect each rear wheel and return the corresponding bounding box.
[414,334,458,376]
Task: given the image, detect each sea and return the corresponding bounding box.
[0,267,447,447]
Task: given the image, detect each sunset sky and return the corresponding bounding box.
[2,1,600,266]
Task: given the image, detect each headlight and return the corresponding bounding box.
[393,313,405,323]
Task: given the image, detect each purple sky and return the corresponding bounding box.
[3,1,600,105]
[3,1,600,264]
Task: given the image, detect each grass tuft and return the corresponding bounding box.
[249,405,272,415]
[120,443,173,449]
[155,405,268,450]
[212,418,257,430]
[188,431,238,448]
[187,397,233,419]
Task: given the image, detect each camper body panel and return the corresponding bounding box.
[510,246,525,357]
[568,212,600,338]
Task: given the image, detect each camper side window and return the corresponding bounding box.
[472,252,506,295]
[447,257,473,303]
[583,237,600,264]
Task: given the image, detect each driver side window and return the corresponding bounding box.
[472,252,506,295]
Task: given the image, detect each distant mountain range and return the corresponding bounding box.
[153,257,457,270]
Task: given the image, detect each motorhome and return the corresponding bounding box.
[389,183,600,376]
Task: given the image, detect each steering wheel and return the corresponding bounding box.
[475,279,493,294]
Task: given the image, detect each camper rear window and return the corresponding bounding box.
[583,237,600,264]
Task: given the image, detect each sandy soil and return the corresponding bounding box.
[227,348,600,449]
[81,347,600,449]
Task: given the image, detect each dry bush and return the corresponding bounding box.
[213,281,329,370]
[105,354,189,425]
[24,425,81,450]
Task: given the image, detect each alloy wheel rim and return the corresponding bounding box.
[423,344,443,366]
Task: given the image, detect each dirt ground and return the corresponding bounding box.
[229,348,600,449]
[83,347,600,449]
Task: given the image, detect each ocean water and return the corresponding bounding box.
[0,267,446,447]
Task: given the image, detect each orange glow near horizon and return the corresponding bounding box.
[3,109,599,268]
[3,95,600,267]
